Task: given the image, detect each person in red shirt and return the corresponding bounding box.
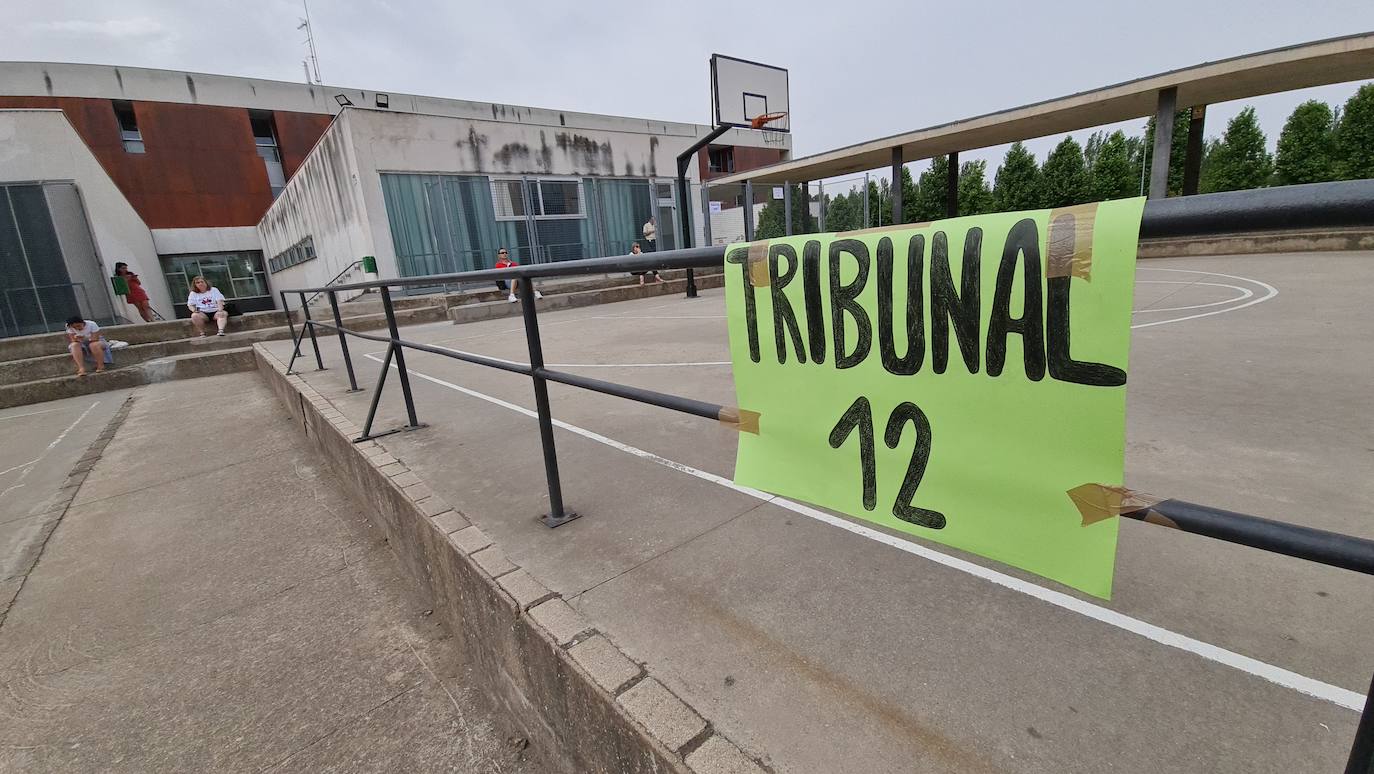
[493,248,542,303]
[115,262,155,322]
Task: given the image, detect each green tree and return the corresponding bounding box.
[992,142,1041,212]
[754,183,807,239]
[1335,84,1374,179]
[1086,131,1137,201]
[907,156,951,222]
[1200,107,1272,192]
[1142,109,1192,196]
[1275,100,1337,184]
[823,188,861,232]
[956,160,993,215]
[1083,131,1106,172]
[1040,137,1089,207]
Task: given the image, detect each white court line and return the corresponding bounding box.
[0,458,41,478]
[1132,268,1278,329]
[363,353,1364,712]
[0,401,100,501]
[0,406,70,422]
[1134,281,1253,313]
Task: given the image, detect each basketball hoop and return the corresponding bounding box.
[749,111,788,130]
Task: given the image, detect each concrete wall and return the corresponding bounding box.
[0,109,170,319]
[257,113,374,295]
[151,226,263,255]
[0,61,782,144]
[260,107,787,288]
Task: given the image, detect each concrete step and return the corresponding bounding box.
[447,272,725,325]
[0,347,258,410]
[0,327,292,387]
[0,311,289,362]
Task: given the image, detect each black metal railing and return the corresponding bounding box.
[281,180,1374,771]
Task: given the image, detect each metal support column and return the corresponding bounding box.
[298,292,325,371]
[1150,87,1178,199]
[891,147,904,224]
[701,182,713,247]
[946,151,960,218]
[326,290,361,392]
[518,280,578,528]
[743,180,755,241]
[784,181,793,236]
[799,182,810,233]
[677,123,729,299]
[1182,105,1207,197]
[817,180,826,232]
[863,172,870,228]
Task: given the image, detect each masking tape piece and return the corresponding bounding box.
[748,242,771,288]
[718,406,761,434]
[1047,203,1098,281]
[1067,483,1166,527]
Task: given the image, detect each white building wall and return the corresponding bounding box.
[260,107,786,290]
[0,109,169,319]
[151,226,262,255]
[257,112,374,297]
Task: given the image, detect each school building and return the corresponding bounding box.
[0,61,789,337]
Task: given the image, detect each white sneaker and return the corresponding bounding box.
[534,291,544,299]
[508,294,517,303]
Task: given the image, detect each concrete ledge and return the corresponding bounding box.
[449,274,727,325]
[0,346,258,410]
[253,343,763,774]
[1140,228,1374,258]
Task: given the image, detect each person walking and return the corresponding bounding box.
[642,216,657,252]
[493,248,543,303]
[186,276,229,336]
[114,262,154,322]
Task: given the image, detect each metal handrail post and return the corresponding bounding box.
[282,291,304,375]
[298,292,326,371]
[327,290,361,392]
[355,343,394,442]
[379,286,421,429]
[517,280,577,527]
[1346,673,1374,773]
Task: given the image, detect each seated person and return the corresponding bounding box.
[65,316,112,376]
[186,275,229,337]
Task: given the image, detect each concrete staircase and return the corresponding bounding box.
[0,269,721,409]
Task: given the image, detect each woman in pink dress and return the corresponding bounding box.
[115,262,154,322]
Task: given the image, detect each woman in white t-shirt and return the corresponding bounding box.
[186,275,229,337]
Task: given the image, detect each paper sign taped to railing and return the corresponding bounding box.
[725,198,1145,598]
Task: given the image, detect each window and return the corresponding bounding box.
[161,251,271,318]
[708,146,734,174]
[268,236,317,274]
[491,178,584,221]
[251,111,286,198]
[112,101,144,153]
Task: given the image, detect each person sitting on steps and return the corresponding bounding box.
[493,248,544,303]
[186,275,229,337]
[65,316,111,377]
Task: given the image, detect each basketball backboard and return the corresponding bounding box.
[710,54,790,132]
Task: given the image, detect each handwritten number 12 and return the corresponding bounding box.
[828,397,946,530]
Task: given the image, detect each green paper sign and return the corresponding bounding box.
[726,199,1145,598]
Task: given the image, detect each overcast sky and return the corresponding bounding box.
[11,0,1373,190]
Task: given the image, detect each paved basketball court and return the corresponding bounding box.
[264,251,1374,773]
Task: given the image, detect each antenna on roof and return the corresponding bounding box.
[297,0,322,85]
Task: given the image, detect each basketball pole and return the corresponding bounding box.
[676,123,731,299]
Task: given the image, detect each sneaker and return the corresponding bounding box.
[534,290,544,299]
[508,294,517,303]
[216,331,226,337]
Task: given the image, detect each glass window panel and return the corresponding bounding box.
[165,273,190,300]
[539,181,582,216]
[490,179,527,218]
[232,276,267,297]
